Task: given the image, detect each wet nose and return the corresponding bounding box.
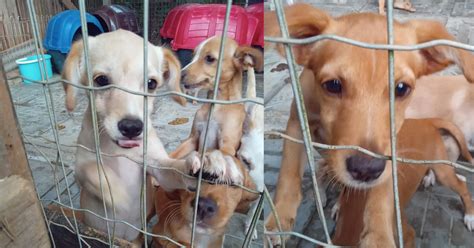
[346,155,386,182]
[191,197,217,220]
[117,118,143,138]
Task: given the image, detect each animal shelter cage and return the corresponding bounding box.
[1,0,263,247]
[264,0,474,247]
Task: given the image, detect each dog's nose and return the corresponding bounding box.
[346,155,386,182]
[192,197,217,220]
[117,118,143,138]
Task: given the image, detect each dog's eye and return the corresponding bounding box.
[94,75,109,87]
[148,79,157,90]
[395,82,411,98]
[205,55,216,64]
[322,79,342,95]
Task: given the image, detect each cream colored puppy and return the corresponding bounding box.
[63,29,200,242]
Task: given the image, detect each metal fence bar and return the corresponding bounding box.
[265,35,474,52]
[266,131,474,173]
[22,132,261,194]
[141,1,150,247]
[385,0,403,246]
[272,0,332,244]
[6,76,263,105]
[242,192,264,247]
[25,0,82,246]
[77,0,116,245]
[190,0,233,246]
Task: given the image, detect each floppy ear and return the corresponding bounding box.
[162,48,186,106]
[62,40,85,111]
[408,20,474,83]
[264,3,332,66]
[233,46,263,72]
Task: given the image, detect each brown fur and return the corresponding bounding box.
[332,118,474,246]
[151,153,258,247]
[264,4,474,246]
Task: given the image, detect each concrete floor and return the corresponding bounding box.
[264,0,474,247]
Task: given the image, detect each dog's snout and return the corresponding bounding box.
[346,155,386,182]
[118,118,143,138]
[192,197,217,220]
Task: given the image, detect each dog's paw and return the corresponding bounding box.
[265,213,293,247]
[186,151,201,174]
[464,214,474,231]
[331,201,340,221]
[199,150,243,185]
[423,169,436,188]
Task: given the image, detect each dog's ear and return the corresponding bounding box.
[62,40,86,111]
[233,46,263,72]
[162,48,186,106]
[265,3,332,66]
[409,20,474,83]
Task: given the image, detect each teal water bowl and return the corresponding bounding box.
[15,54,53,84]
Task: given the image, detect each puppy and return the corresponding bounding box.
[264,4,474,246]
[407,75,474,187]
[330,118,474,247]
[406,75,474,151]
[62,29,200,242]
[171,35,263,158]
[237,66,264,239]
[151,150,259,247]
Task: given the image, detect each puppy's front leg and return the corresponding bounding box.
[360,177,396,248]
[75,162,130,210]
[265,102,308,246]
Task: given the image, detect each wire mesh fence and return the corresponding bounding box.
[6,0,264,247]
[264,0,474,247]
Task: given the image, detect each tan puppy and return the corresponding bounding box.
[264,4,474,246]
[62,29,200,242]
[407,75,474,151]
[151,150,259,247]
[331,118,474,247]
[406,75,474,188]
[171,36,263,158]
[379,0,416,15]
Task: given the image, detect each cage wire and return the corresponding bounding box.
[10,0,264,247]
[263,0,474,247]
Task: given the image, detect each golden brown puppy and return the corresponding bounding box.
[151,150,259,248]
[331,118,474,247]
[171,36,263,158]
[264,4,474,246]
